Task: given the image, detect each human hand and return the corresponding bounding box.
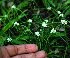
[0,44,47,58]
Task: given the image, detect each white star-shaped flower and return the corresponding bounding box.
[14,22,19,26]
[47,7,51,10]
[35,32,40,36]
[52,22,53,23]
[50,28,56,33]
[27,19,32,22]
[42,22,47,27]
[7,38,12,42]
[5,15,8,17]
[61,20,67,25]
[11,5,16,9]
[57,11,61,14]
[44,20,48,23]
[59,14,64,17]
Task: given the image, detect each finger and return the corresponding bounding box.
[0,47,3,58]
[45,57,47,58]
[4,44,38,56]
[1,46,10,58]
[35,50,47,58]
[11,50,47,58]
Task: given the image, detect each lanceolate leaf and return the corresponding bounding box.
[0,0,6,4]
[64,0,70,6]
[42,0,50,8]
[2,9,28,33]
[48,0,55,7]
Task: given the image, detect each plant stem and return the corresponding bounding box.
[64,25,69,49]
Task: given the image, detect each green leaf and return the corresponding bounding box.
[0,31,5,36]
[65,9,70,17]
[16,35,29,40]
[17,1,30,9]
[1,36,6,41]
[55,32,65,37]
[48,0,55,7]
[20,36,29,40]
[12,39,24,44]
[51,32,65,37]
[0,0,6,4]
[42,0,50,8]
[2,9,28,33]
[68,21,70,23]
[64,0,70,6]
[2,19,15,32]
[0,37,4,46]
[54,0,58,7]
[1,8,6,15]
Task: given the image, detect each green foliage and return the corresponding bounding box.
[64,0,70,6]
[0,0,70,58]
[42,0,50,8]
[0,0,6,4]
[48,0,55,7]
[17,1,30,9]
[0,36,6,46]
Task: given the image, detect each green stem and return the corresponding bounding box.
[64,47,67,58]
[42,28,44,42]
[28,23,31,29]
[64,25,69,49]
[64,25,66,35]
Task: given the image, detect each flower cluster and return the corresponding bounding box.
[57,11,64,17]
[27,19,32,22]
[42,19,48,27]
[50,28,56,33]
[35,32,40,36]
[14,22,19,26]
[12,18,67,37]
[5,15,8,17]
[42,22,47,27]
[11,5,16,9]
[7,38,12,42]
[47,7,51,10]
[61,20,67,25]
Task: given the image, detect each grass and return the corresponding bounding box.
[0,0,70,58]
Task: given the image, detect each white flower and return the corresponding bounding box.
[47,7,51,10]
[35,32,40,36]
[5,15,8,17]
[61,20,67,25]
[0,18,1,20]
[14,22,19,26]
[52,22,53,23]
[27,19,32,22]
[7,38,12,42]
[57,11,61,14]
[50,28,56,33]
[59,14,64,17]
[42,22,47,27]
[44,20,48,23]
[11,5,16,8]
